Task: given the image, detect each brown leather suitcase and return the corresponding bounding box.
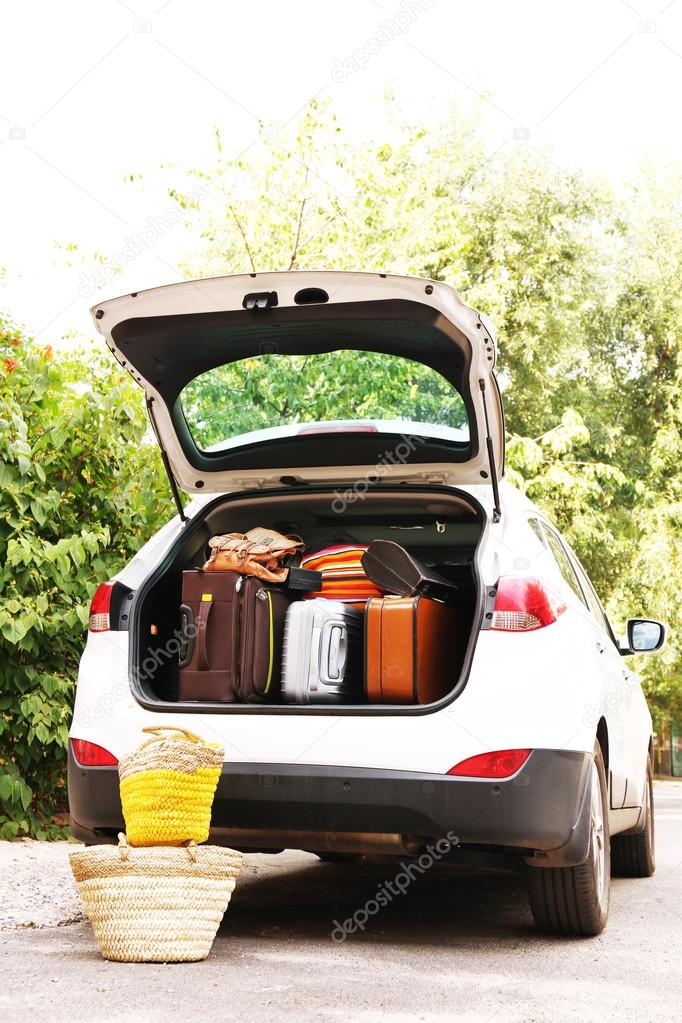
[177,571,295,703]
[364,595,460,704]
[236,576,295,703]
[178,571,240,702]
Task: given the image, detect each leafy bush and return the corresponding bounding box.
[0,321,171,837]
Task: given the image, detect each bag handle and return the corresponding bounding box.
[118,831,197,863]
[140,726,206,744]
[131,727,222,757]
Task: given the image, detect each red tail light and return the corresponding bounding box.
[447,749,531,778]
[490,576,566,632]
[71,738,118,767]
[88,582,115,632]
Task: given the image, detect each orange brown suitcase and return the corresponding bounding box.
[364,595,459,704]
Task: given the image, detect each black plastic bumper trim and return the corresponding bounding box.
[69,747,592,865]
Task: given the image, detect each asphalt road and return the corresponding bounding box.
[2,781,681,1023]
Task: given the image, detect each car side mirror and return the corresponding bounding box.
[620,618,666,655]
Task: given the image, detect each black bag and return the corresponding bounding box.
[361,540,459,604]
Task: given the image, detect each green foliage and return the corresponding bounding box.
[0,322,172,837]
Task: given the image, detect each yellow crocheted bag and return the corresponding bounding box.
[118,727,223,847]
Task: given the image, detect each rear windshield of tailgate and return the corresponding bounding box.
[181,350,470,453]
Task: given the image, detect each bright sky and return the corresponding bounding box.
[1,0,681,345]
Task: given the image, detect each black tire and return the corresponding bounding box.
[526,741,610,937]
[611,755,655,878]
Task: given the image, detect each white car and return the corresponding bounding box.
[68,271,665,936]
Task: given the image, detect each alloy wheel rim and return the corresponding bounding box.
[590,761,606,906]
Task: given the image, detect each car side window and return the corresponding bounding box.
[527,517,545,546]
[565,549,613,637]
[541,526,590,609]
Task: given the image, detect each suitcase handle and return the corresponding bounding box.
[178,604,195,668]
[195,598,213,672]
[319,620,347,684]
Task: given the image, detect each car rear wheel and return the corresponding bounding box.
[526,741,610,937]
[611,755,655,878]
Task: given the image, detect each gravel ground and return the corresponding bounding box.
[0,837,85,930]
[1,782,681,1023]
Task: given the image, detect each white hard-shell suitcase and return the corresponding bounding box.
[281,599,364,704]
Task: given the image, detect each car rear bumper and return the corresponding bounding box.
[68,746,592,867]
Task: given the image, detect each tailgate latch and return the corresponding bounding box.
[243,291,278,311]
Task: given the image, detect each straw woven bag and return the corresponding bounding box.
[118,727,223,847]
[70,834,243,962]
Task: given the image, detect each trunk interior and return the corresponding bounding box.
[130,485,485,712]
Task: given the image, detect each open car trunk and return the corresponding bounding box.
[130,484,486,713]
[93,273,499,715]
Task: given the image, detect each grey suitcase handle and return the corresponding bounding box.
[319,619,347,684]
